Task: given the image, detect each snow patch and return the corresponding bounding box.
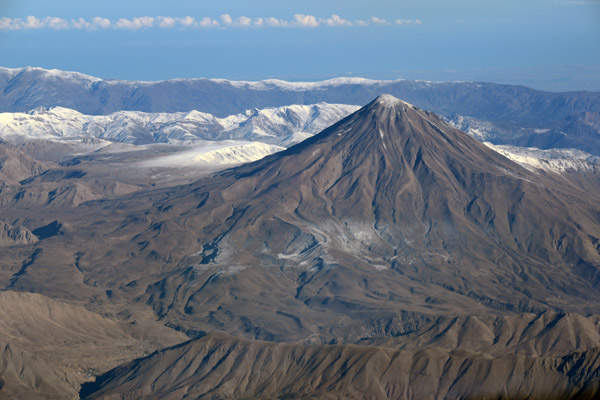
[485,143,600,173]
[136,141,282,168]
[379,129,387,150]
[193,142,284,164]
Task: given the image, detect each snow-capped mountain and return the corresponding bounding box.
[484,143,600,173]
[0,103,359,146]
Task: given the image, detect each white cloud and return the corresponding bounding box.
[219,14,255,28]
[0,15,420,31]
[22,16,44,29]
[71,18,91,30]
[395,19,422,25]
[113,18,132,29]
[293,14,319,28]
[322,15,352,27]
[0,17,18,30]
[114,17,155,30]
[138,16,156,27]
[157,16,177,28]
[92,17,111,29]
[264,17,289,27]
[179,16,198,28]
[198,17,219,28]
[237,16,252,27]
[45,17,69,29]
[370,16,389,25]
[0,16,70,30]
[220,14,233,26]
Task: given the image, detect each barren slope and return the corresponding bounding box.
[0,291,187,399]
[0,341,78,400]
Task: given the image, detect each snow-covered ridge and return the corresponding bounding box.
[485,143,600,173]
[0,66,404,90]
[0,67,498,90]
[0,103,359,146]
[0,66,102,84]
[210,77,391,90]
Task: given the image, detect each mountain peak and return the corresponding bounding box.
[372,94,414,109]
[236,92,519,178]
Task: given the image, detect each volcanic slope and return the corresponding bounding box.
[26,94,597,345]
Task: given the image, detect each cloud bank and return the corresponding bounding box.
[0,15,423,31]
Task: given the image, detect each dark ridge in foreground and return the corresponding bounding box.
[80,332,600,400]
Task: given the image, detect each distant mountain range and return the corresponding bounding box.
[1,67,598,121]
[2,66,600,157]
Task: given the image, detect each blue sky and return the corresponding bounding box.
[0,0,599,91]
